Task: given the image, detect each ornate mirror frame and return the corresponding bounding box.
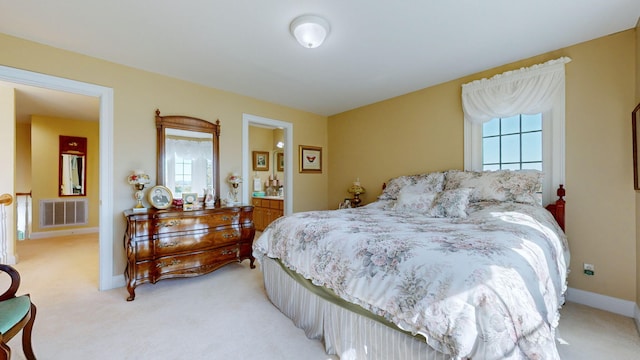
[155,109,221,205]
[59,135,87,197]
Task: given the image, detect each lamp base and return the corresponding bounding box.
[352,194,362,207]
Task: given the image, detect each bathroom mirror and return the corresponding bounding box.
[59,135,87,196]
[156,109,220,203]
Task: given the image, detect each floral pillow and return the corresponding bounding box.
[430,188,473,218]
[444,170,542,205]
[378,172,445,201]
[393,185,437,214]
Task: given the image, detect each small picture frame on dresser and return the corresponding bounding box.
[148,185,173,210]
[182,192,198,211]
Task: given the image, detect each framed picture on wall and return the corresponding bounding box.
[632,102,640,190]
[299,145,322,173]
[277,152,284,172]
[252,151,270,171]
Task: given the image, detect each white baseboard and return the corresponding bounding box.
[28,227,99,239]
[111,274,126,289]
[566,287,636,318]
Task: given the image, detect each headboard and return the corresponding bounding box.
[544,185,566,231]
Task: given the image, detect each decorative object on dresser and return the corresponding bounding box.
[182,192,198,211]
[252,197,283,231]
[347,178,365,207]
[227,173,242,205]
[123,206,255,301]
[148,185,172,210]
[127,170,151,212]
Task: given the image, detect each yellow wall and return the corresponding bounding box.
[15,123,31,193]
[0,32,328,276]
[30,116,99,233]
[329,29,638,302]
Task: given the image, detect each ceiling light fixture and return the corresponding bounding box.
[290,15,330,49]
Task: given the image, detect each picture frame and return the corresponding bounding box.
[252,151,270,171]
[148,185,173,210]
[182,192,198,211]
[277,152,284,172]
[299,145,322,173]
[632,102,640,190]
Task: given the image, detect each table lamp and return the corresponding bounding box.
[127,170,151,210]
[347,178,365,207]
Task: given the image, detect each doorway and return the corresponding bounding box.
[0,65,115,291]
[242,114,293,216]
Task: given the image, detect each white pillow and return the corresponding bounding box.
[379,172,445,201]
[445,170,542,205]
[429,188,473,218]
[393,185,437,214]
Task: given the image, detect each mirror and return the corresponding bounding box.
[59,135,87,196]
[156,109,220,204]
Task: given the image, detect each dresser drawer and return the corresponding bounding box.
[154,212,240,234]
[136,244,242,279]
[134,227,242,260]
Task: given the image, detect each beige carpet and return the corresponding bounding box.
[4,234,640,359]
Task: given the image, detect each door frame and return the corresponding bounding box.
[0,65,115,291]
[242,114,293,216]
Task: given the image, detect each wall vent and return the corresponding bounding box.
[39,199,88,228]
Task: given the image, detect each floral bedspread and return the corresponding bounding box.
[253,201,570,360]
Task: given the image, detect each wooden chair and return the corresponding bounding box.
[0,264,36,359]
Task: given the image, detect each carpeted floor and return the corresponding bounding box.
[4,234,640,359]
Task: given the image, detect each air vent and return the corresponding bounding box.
[39,199,88,228]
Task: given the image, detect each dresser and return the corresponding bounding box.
[123,205,255,301]
[252,197,283,231]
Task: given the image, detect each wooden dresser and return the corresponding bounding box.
[123,205,255,301]
[252,197,283,231]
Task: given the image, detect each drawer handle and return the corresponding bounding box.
[158,220,181,228]
[221,215,232,221]
[157,241,178,248]
[156,259,180,268]
[223,231,240,239]
[221,248,238,256]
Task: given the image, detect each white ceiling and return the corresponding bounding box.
[0,1,638,117]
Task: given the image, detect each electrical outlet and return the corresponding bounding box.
[583,263,595,276]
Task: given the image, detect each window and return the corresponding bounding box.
[482,114,542,171]
[462,57,570,205]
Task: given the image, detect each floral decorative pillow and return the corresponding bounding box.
[393,185,437,214]
[444,170,542,205]
[430,188,473,218]
[378,172,445,201]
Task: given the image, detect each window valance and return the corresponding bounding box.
[461,57,571,124]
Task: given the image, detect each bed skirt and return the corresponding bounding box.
[261,256,454,360]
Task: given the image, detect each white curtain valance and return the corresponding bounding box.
[461,57,571,124]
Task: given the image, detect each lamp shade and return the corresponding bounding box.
[127,171,150,185]
[347,184,365,195]
[228,173,243,185]
[290,15,330,48]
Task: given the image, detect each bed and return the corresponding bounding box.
[253,170,569,360]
